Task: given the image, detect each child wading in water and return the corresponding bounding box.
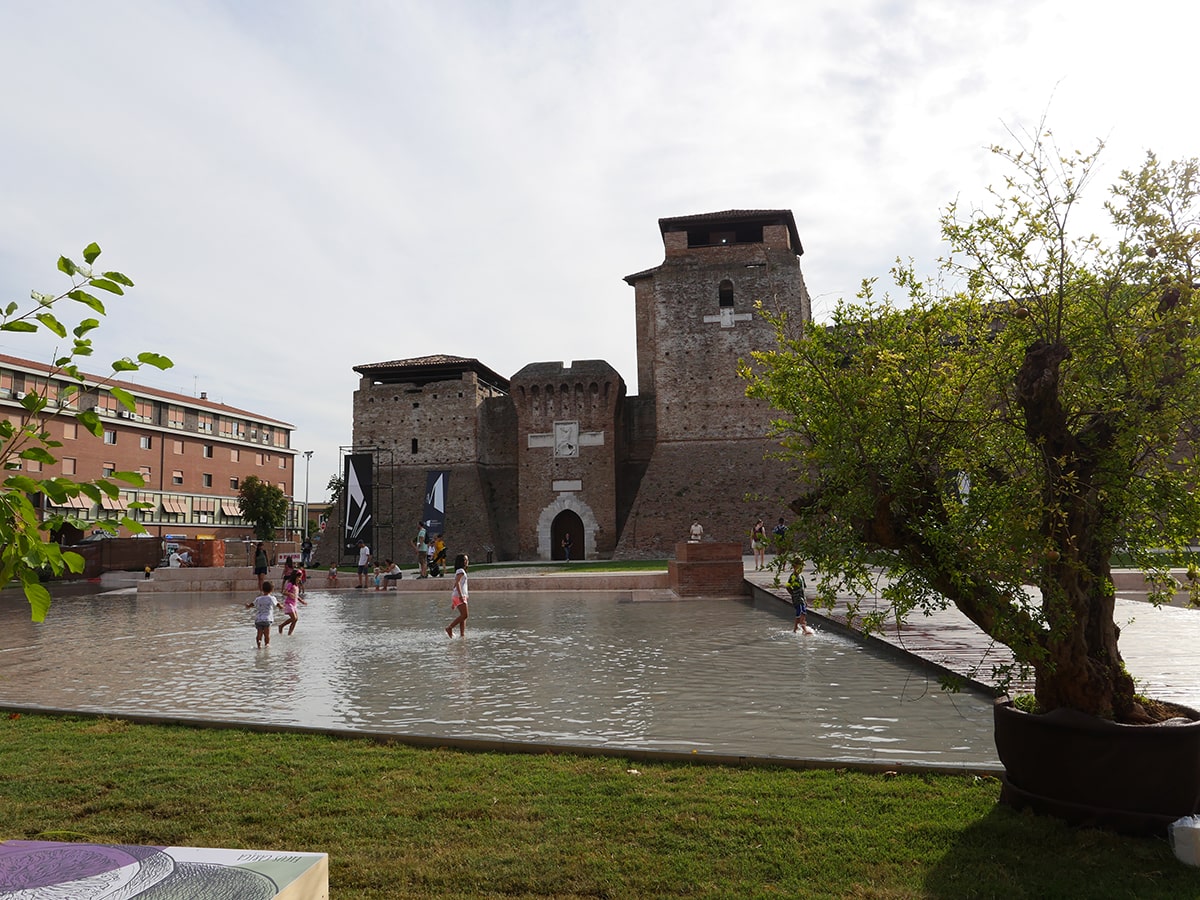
[247,581,282,648]
[788,561,815,635]
[278,570,308,635]
[445,554,469,637]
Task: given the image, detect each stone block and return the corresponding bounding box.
[0,840,328,899]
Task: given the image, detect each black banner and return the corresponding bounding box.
[344,453,373,554]
[423,470,449,537]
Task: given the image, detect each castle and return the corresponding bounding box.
[343,209,812,563]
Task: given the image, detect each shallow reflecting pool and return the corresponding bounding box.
[0,587,998,766]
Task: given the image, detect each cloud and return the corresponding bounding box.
[2,0,1199,497]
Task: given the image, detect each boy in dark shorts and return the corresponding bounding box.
[788,561,815,635]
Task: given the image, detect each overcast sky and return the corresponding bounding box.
[3,1,1197,501]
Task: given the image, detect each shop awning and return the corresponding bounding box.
[161,497,187,515]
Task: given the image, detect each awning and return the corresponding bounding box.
[100,495,127,512]
[221,501,242,517]
[49,495,91,510]
[161,497,187,515]
[193,498,216,513]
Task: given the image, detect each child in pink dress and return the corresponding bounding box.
[278,570,308,635]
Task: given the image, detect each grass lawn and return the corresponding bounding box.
[2,714,1198,898]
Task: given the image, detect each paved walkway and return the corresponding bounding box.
[744,558,1200,709]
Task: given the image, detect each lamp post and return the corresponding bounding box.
[303,450,313,558]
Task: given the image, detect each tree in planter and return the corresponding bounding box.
[743,129,1200,723]
[3,243,172,621]
[238,475,288,542]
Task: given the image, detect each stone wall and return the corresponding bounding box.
[613,438,796,558]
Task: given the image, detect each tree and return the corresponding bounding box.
[743,129,1200,723]
[3,244,172,621]
[238,475,288,541]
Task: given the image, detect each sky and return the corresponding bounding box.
[3,1,1199,501]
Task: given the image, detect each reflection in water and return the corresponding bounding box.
[0,588,998,765]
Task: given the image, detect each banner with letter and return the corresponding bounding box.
[343,453,373,554]
[422,470,449,537]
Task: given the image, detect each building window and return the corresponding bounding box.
[278,456,287,469]
[202,444,213,458]
[230,477,239,490]
[26,459,41,473]
[173,440,184,455]
[412,438,418,454]
[203,473,212,487]
[103,462,116,477]
[230,449,240,463]
[140,435,152,450]
[103,430,116,445]
[135,398,154,421]
[97,392,118,416]
[140,465,151,480]
[172,470,184,485]
[198,413,214,433]
[62,457,76,476]
[168,406,185,429]
[63,421,77,440]
[255,453,264,466]
[719,279,734,308]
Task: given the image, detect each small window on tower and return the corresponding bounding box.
[719,279,734,308]
[412,438,418,454]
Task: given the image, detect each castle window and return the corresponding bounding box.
[412,438,418,454]
[719,279,734,308]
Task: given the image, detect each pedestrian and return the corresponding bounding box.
[788,561,815,635]
[301,536,313,567]
[382,558,403,588]
[414,521,429,578]
[561,532,572,562]
[752,518,767,570]
[277,571,308,635]
[246,580,281,648]
[372,564,383,591]
[253,542,269,590]
[327,564,338,586]
[772,517,787,550]
[433,534,447,576]
[356,539,371,588]
[444,553,469,637]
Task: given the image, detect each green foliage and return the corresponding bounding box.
[3,246,172,621]
[744,125,1200,718]
[238,475,288,541]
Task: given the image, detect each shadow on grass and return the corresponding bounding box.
[924,804,1200,899]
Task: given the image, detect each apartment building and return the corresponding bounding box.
[0,353,298,543]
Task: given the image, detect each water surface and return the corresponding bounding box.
[0,588,998,766]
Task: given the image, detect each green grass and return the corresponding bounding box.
[2,714,1199,898]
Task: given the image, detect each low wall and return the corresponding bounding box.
[668,541,748,598]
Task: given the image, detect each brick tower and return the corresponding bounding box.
[615,210,811,555]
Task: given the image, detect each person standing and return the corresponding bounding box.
[788,560,815,635]
[561,532,573,562]
[690,520,704,542]
[444,554,469,637]
[414,521,429,578]
[246,581,281,648]
[752,518,768,570]
[356,540,371,588]
[253,542,269,590]
[300,536,313,567]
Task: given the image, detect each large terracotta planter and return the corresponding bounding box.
[994,698,1200,835]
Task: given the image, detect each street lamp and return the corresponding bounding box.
[303,450,313,559]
